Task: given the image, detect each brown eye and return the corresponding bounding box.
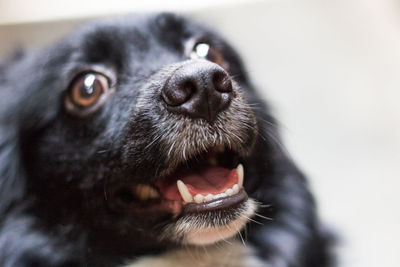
[65,72,112,116]
[190,42,225,66]
[69,73,108,107]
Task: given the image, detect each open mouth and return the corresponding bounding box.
[110,145,247,216]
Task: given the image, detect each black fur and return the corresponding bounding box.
[0,13,333,267]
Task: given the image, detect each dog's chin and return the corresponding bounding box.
[184,217,251,245]
[171,197,257,245]
[109,144,257,245]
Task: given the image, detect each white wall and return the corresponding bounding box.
[1,1,399,266]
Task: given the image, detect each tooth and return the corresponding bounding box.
[214,193,227,200]
[204,194,214,202]
[177,180,193,203]
[225,188,233,196]
[232,184,239,194]
[194,194,204,203]
[237,164,244,188]
[136,184,160,201]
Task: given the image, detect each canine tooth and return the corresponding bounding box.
[225,188,233,196]
[136,184,160,201]
[204,194,214,202]
[177,180,193,203]
[194,194,204,203]
[237,164,244,188]
[232,184,239,194]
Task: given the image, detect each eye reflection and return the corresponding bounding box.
[83,74,96,95]
[190,42,225,67]
[65,72,111,116]
[193,43,210,58]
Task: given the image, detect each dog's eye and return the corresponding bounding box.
[70,73,108,107]
[65,72,110,115]
[190,42,225,66]
[65,72,112,116]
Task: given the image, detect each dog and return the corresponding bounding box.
[0,13,333,267]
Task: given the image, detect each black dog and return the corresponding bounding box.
[0,13,333,267]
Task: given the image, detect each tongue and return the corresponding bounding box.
[156,167,238,201]
[182,167,238,195]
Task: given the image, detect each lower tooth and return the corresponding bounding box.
[204,194,213,202]
[232,184,239,194]
[225,188,233,196]
[194,194,204,203]
[214,193,227,200]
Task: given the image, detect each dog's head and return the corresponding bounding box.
[0,13,276,255]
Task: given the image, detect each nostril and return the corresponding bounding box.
[161,61,233,123]
[162,80,196,106]
[213,71,232,93]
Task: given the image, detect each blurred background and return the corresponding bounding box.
[1,0,399,266]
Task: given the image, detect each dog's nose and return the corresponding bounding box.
[161,61,233,123]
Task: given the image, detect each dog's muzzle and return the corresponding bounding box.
[112,59,258,244]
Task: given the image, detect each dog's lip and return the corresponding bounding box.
[108,185,248,219]
[183,189,247,213]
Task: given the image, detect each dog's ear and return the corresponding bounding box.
[0,61,27,215]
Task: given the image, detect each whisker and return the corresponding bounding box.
[243,223,248,243]
[144,132,162,150]
[167,139,177,158]
[254,199,272,208]
[237,229,246,247]
[242,215,264,225]
[255,212,273,221]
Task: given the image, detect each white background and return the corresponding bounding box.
[1,0,399,266]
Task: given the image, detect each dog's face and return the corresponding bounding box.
[2,13,269,254]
